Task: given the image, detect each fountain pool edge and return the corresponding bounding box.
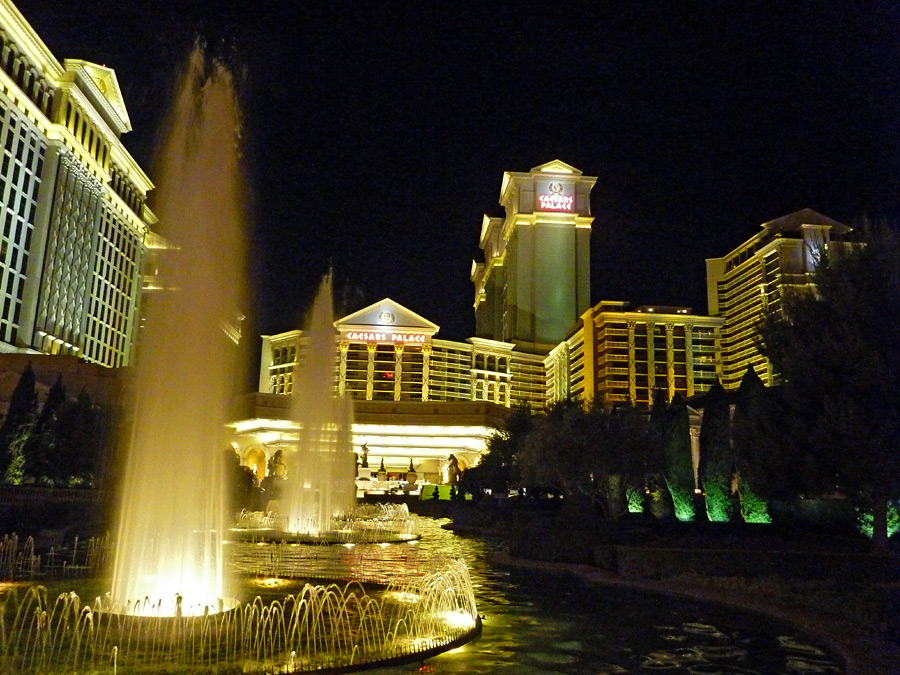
[487,549,898,675]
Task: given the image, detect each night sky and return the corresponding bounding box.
[21,1,900,346]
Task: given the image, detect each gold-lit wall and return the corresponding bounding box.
[0,2,158,366]
[547,301,722,407]
[706,209,850,389]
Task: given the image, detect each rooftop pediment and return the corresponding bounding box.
[532,159,583,175]
[761,208,850,235]
[337,298,439,334]
[63,59,132,133]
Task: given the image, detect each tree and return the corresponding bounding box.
[0,363,38,483]
[644,391,675,519]
[518,399,596,508]
[54,390,104,486]
[225,449,262,512]
[759,226,900,547]
[698,381,735,522]
[730,368,772,523]
[24,373,66,483]
[458,405,531,500]
[659,393,696,521]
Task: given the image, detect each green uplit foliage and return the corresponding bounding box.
[704,484,732,523]
[646,478,674,520]
[857,502,899,539]
[640,392,674,519]
[600,403,656,520]
[699,381,735,522]
[3,429,27,485]
[0,363,37,481]
[626,484,644,513]
[511,398,656,520]
[655,393,696,522]
[731,369,772,523]
[738,486,772,524]
[668,485,696,522]
[759,225,900,548]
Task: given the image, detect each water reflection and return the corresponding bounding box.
[370,517,843,674]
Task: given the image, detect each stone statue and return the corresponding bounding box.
[360,443,369,468]
[447,454,461,485]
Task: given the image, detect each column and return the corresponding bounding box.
[394,344,404,401]
[366,343,376,400]
[422,345,431,401]
[690,427,701,490]
[338,341,349,396]
[684,324,695,397]
[627,320,637,405]
[665,322,675,402]
[646,322,656,398]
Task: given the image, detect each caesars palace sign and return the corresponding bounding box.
[538,180,575,212]
[344,331,428,345]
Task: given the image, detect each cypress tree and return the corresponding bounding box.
[663,393,696,521]
[55,390,99,486]
[0,363,38,483]
[699,381,734,522]
[25,373,66,483]
[731,368,772,523]
[644,391,674,519]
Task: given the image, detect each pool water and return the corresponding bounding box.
[369,517,844,674]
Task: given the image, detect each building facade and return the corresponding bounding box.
[233,158,852,493]
[546,301,722,406]
[260,298,547,409]
[235,297,548,484]
[706,209,849,389]
[472,159,596,354]
[0,1,157,367]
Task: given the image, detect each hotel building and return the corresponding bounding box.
[232,169,851,489]
[472,159,596,353]
[234,297,546,484]
[0,0,157,368]
[706,209,849,389]
[546,301,722,407]
[233,159,602,486]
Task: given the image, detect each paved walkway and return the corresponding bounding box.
[489,550,900,675]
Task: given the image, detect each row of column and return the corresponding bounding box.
[337,342,432,401]
[626,322,696,403]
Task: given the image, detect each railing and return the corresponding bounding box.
[0,485,105,504]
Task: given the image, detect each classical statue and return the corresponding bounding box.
[446,454,461,485]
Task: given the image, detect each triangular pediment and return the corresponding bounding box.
[532,159,583,175]
[761,209,850,234]
[337,298,439,334]
[64,60,132,133]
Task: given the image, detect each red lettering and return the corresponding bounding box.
[538,194,574,211]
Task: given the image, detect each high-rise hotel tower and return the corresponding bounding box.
[472,160,597,355]
[706,208,849,389]
[0,1,157,367]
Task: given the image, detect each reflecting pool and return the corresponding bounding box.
[370,517,844,675]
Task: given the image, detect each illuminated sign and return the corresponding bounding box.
[345,331,428,345]
[537,181,574,212]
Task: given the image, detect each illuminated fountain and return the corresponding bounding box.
[0,42,477,675]
[231,276,418,544]
[284,274,358,534]
[110,45,246,616]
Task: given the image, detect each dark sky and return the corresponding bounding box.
[21,1,900,344]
